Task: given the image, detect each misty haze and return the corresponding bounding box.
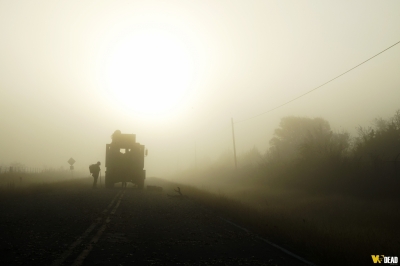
[1,1,399,265]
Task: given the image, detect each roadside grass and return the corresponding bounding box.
[0,174,92,200]
[0,172,85,187]
[1,175,397,265]
[152,177,400,266]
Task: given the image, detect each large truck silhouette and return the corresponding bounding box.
[105,130,147,188]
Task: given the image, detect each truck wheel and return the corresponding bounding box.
[137,178,144,190]
[105,177,114,188]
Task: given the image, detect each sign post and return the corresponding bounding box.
[68,158,75,178]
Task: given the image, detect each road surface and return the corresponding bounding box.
[0,179,310,265]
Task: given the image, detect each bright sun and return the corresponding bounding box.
[105,29,193,115]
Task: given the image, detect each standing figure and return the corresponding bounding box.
[89,161,101,189]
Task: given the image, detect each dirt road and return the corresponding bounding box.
[0,179,310,265]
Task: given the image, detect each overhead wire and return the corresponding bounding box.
[181,39,400,157]
[178,40,400,171]
[235,40,400,124]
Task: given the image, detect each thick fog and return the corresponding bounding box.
[1,1,399,177]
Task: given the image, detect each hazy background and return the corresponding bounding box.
[1,1,399,177]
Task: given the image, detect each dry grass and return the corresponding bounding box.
[1,174,397,265]
[0,173,91,200]
[158,176,400,266]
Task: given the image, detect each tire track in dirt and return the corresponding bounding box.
[83,188,311,265]
[219,217,317,266]
[51,190,124,266]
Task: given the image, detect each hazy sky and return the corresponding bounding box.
[1,1,399,177]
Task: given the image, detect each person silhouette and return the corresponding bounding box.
[89,161,101,188]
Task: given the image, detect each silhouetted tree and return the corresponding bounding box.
[268,116,332,162]
[300,130,350,164]
[353,109,400,169]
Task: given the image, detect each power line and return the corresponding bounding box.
[235,40,400,124]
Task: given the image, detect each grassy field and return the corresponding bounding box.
[164,174,400,266]
[1,173,398,265]
[0,172,90,200]
[0,171,88,186]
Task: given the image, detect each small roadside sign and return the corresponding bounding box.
[68,158,76,166]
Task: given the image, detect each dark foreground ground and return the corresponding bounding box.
[0,178,310,265]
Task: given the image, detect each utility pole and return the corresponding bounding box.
[195,142,197,172]
[231,118,237,170]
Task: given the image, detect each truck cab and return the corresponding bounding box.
[105,130,146,188]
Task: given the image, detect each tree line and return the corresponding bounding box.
[181,109,400,199]
[259,109,400,198]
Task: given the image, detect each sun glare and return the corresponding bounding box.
[105,30,193,115]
